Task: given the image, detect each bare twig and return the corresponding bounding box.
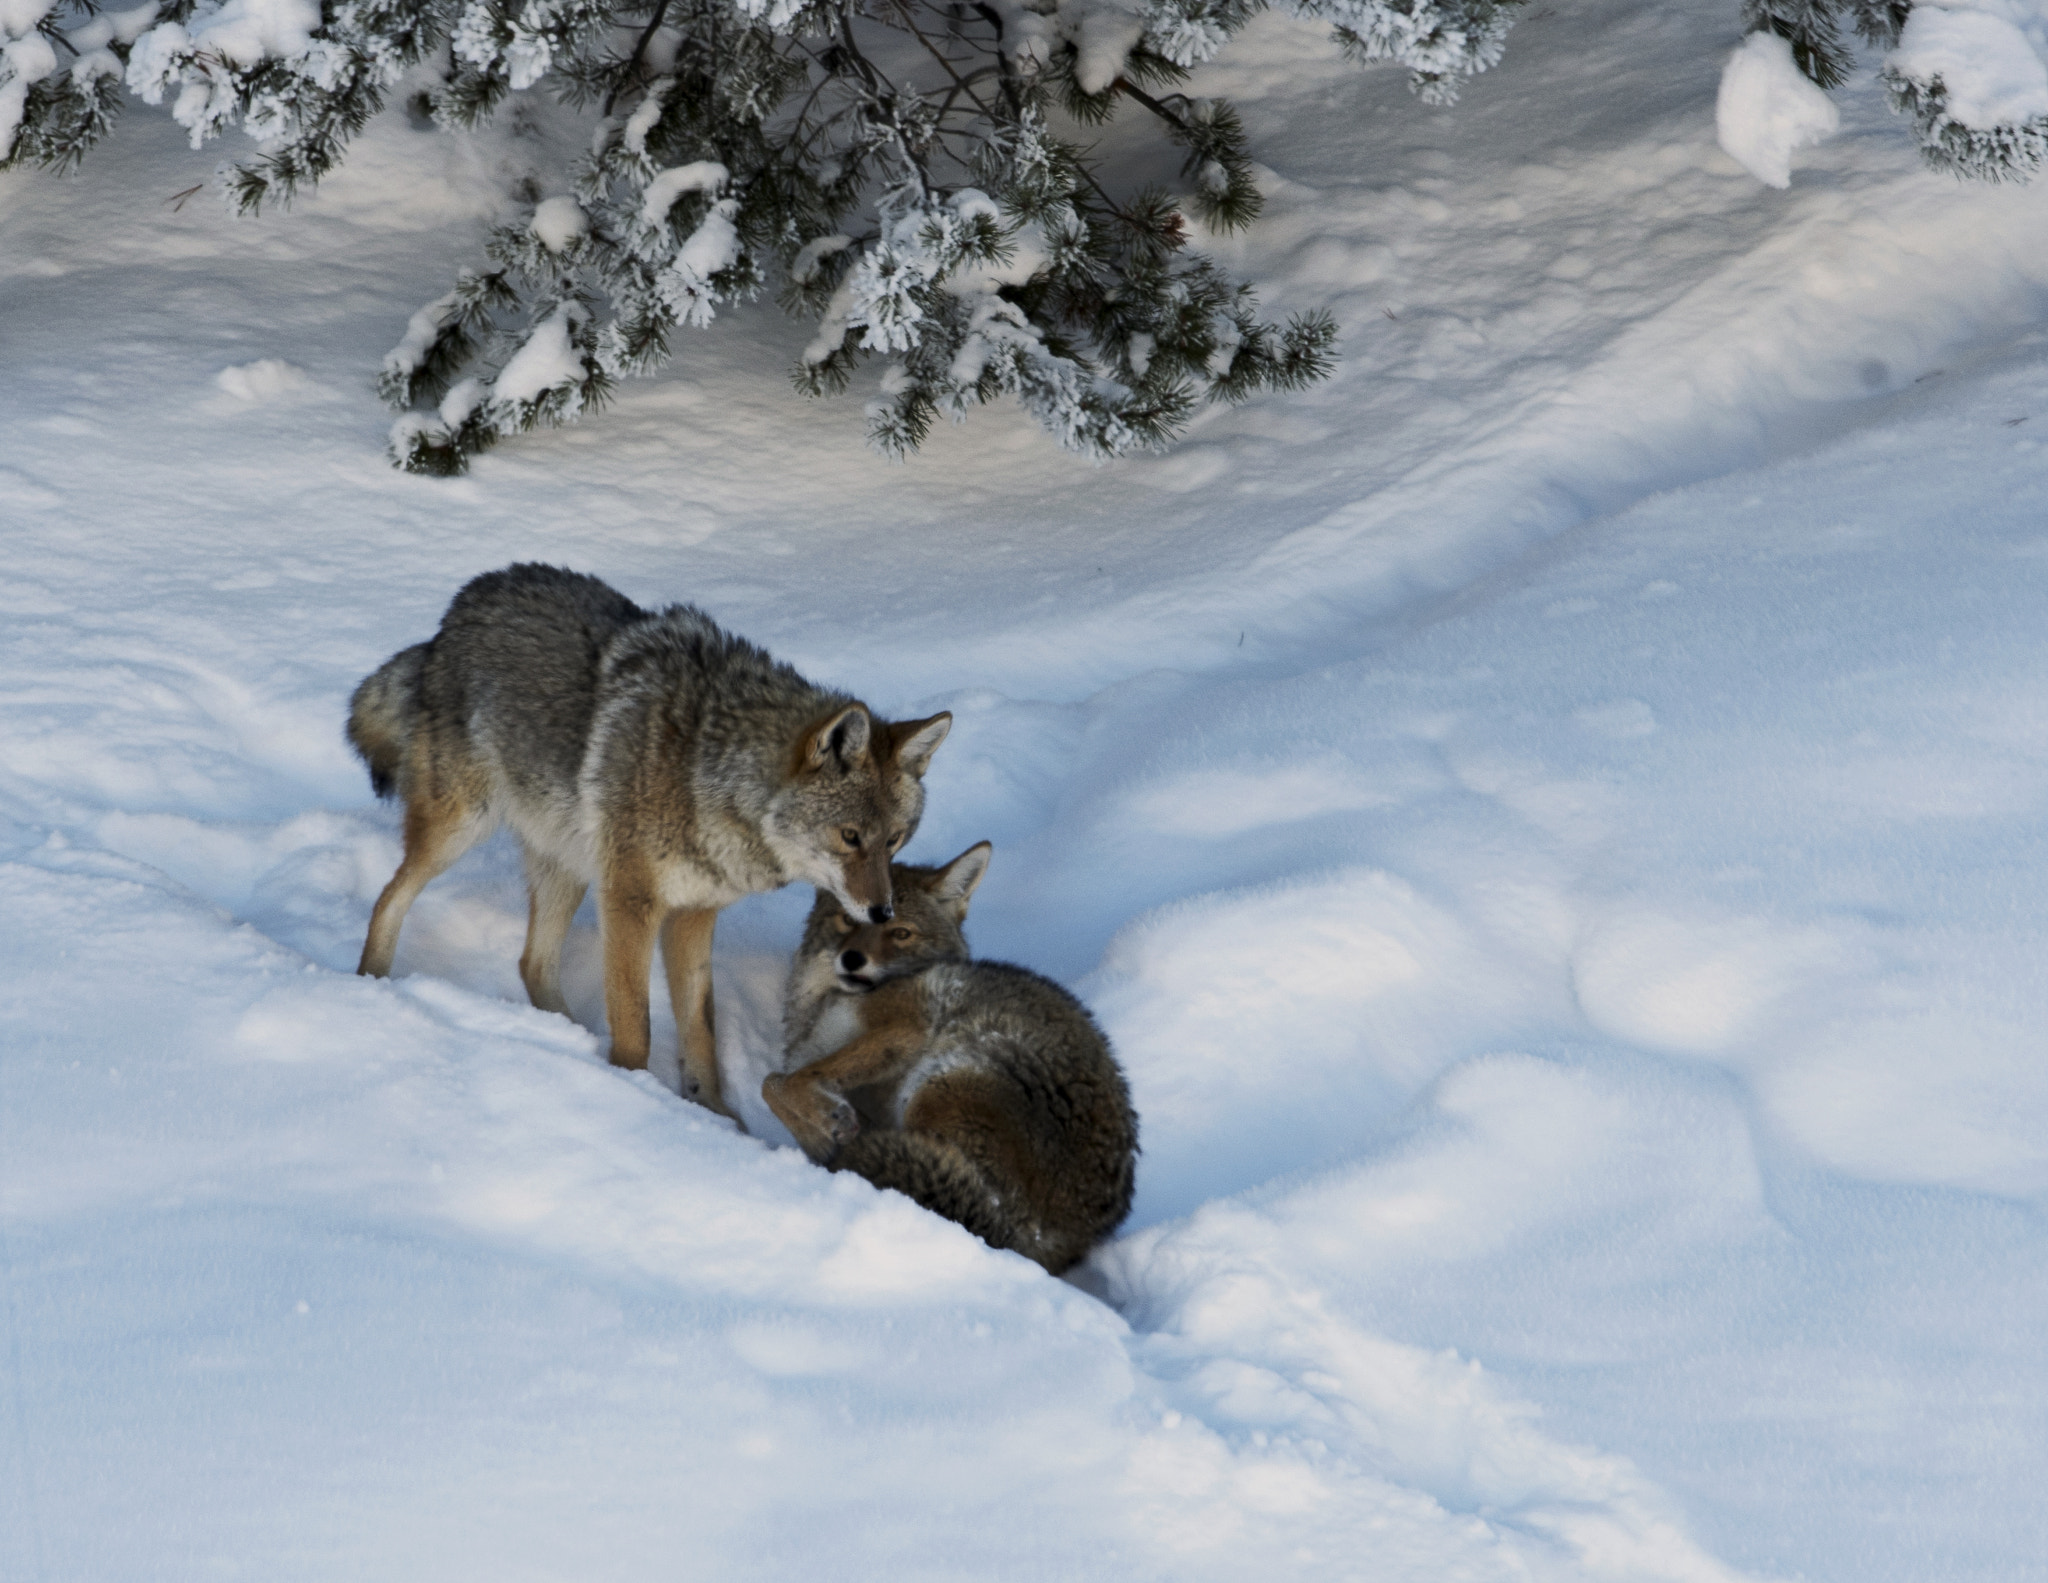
[603,0,674,114]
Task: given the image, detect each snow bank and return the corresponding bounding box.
[1716,30,1840,188]
[1089,866,1541,1220]
[0,824,1775,1583]
[214,358,318,403]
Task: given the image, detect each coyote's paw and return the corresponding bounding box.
[762,1074,858,1163]
[681,1069,738,1124]
[818,1091,860,1152]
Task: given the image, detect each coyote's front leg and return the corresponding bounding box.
[598,872,660,1072]
[661,907,732,1118]
[764,987,927,1163]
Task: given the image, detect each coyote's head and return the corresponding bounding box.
[766,705,952,923]
[796,842,991,992]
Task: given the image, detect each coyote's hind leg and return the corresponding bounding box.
[518,845,587,1016]
[358,791,491,978]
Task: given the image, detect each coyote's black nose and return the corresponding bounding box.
[867,903,892,923]
[839,950,867,973]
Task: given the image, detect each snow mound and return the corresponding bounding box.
[213,358,318,404]
[1715,30,1841,188]
[1572,908,1850,1056]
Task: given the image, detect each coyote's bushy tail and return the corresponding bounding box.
[347,642,429,799]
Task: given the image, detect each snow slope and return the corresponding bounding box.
[5,0,2048,1577]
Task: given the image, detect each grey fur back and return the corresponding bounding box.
[355,563,866,896]
[422,563,649,807]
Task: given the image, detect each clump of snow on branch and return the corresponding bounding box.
[1,0,61,160]
[637,161,728,229]
[998,0,1517,104]
[530,196,589,254]
[620,74,668,154]
[127,0,326,146]
[491,300,590,408]
[1890,0,2048,127]
[1883,0,2048,178]
[1717,29,1842,187]
[655,199,742,328]
[1293,0,1518,102]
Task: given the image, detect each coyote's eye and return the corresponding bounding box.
[888,927,914,943]
[888,831,905,850]
[841,827,861,848]
[832,912,856,934]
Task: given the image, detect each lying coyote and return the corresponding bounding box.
[347,562,951,1115]
[764,844,1138,1273]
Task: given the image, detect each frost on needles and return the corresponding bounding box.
[3,0,2044,470]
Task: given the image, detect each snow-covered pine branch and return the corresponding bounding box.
[11,0,2048,468]
[360,0,1359,470]
[1,0,147,169]
[1730,0,2048,184]
[1880,0,2048,180]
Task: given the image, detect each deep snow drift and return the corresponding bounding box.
[4,0,2048,1579]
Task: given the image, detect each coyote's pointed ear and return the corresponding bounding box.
[803,704,872,773]
[889,712,952,777]
[927,841,991,917]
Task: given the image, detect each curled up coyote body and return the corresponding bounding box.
[346,562,952,1116]
[765,845,1139,1273]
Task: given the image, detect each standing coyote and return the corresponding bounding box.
[347,563,951,1115]
[764,844,1138,1273]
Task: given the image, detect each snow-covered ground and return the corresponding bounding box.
[5,0,2048,1578]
